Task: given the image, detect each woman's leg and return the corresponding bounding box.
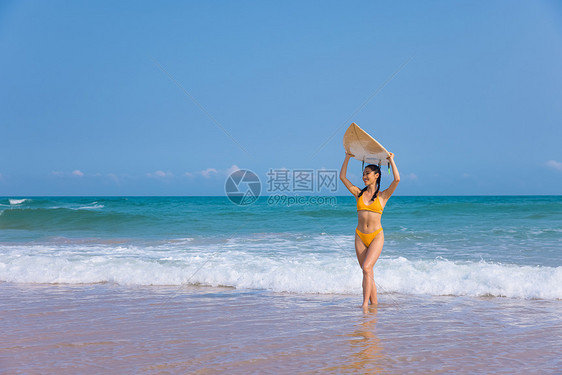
[355,233,369,304]
[361,232,384,307]
[355,233,368,267]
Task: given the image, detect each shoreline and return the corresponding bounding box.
[2,283,560,374]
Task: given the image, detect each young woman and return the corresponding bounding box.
[340,151,400,308]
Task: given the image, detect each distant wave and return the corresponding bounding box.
[0,207,147,231]
[9,199,28,205]
[0,243,560,300]
[74,204,105,210]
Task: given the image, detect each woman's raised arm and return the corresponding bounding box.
[381,152,400,199]
[340,152,361,197]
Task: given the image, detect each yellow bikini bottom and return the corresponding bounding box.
[356,228,383,247]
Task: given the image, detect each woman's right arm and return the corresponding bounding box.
[340,152,361,197]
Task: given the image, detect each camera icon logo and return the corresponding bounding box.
[225,169,261,205]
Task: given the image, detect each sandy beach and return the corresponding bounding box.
[2,282,560,374]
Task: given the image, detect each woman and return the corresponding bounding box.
[340,151,400,308]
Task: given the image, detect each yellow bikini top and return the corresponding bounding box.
[357,194,383,214]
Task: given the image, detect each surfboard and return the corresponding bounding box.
[343,123,389,165]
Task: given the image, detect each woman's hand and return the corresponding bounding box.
[386,152,395,161]
[346,151,355,158]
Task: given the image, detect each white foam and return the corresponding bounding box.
[0,242,560,299]
[9,199,28,205]
[376,257,562,300]
[75,204,104,210]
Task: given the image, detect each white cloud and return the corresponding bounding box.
[405,172,418,180]
[107,173,120,184]
[186,165,243,179]
[200,168,218,178]
[146,170,174,178]
[546,160,562,172]
[226,165,240,175]
[50,170,85,177]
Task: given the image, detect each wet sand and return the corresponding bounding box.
[1,283,560,374]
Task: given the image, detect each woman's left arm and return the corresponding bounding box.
[381,152,400,199]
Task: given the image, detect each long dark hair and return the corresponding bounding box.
[357,164,381,203]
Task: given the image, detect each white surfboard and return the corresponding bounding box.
[343,123,389,165]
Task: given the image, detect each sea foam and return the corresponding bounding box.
[1,243,560,300]
[9,199,28,205]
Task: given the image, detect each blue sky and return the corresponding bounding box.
[1,0,561,196]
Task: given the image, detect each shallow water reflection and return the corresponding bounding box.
[327,307,387,373]
[1,284,561,374]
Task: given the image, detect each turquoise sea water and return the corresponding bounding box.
[1,196,561,299]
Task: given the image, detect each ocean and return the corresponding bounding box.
[1,196,561,298]
[1,196,561,373]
